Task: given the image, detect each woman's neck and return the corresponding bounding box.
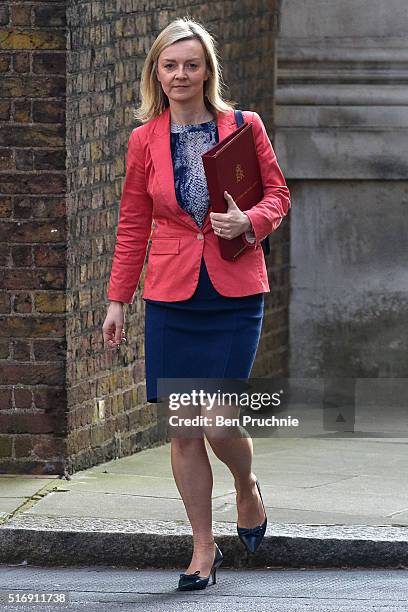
[169,104,214,126]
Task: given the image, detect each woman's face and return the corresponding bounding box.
[155,38,209,105]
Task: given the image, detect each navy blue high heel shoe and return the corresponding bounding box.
[178,542,223,591]
[237,478,267,554]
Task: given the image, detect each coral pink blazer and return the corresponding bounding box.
[107,106,290,303]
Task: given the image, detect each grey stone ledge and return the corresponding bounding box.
[275,105,408,128]
[277,73,408,88]
[278,36,408,49]
[1,515,408,541]
[275,85,408,106]
[278,44,408,63]
[1,516,407,568]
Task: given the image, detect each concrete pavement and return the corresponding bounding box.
[1,565,407,612]
[1,435,408,568]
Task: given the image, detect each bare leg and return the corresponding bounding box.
[202,402,266,528]
[170,435,217,576]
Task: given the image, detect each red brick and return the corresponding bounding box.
[33,435,65,459]
[0,5,9,26]
[32,100,65,124]
[0,148,13,170]
[15,148,34,169]
[13,292,33,313]
[0,244,10,266]
[14,388,33,409]
[33,149,65,170]
[0,101,11,120]
[13,52,30,73]
[0,173,66,195]
[0,436,12,458]
[33,244,66,267]
[13,196,65,220]
[11,5,32,26]
[0,292,11,313]
[0,338,10,359]
[0,269,65,291]
[11,245,32,266]
[0,389,12,410]
[33,338,66,360]
[33,6,66,27]
[0,124,64,147]
[0,316,65,338]
[14,100,30,122]
[32,53,66,75]
[14,435,33,457]
[0,196,12,217]
[33,386,66,411]
[0,34,65,52]
[12,339,31,360]
[0,54,11,73]
[0,411,56,434]
[14,434,64,459]
[0,362,65,385]
[0,220,66,243]
[34,292,65,313]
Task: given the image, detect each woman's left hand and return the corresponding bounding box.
[210,191,251,239]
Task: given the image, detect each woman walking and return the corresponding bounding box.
[103,17,290,591]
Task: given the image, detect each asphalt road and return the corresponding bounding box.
[0,564,407,611]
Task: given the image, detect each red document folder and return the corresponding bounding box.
[202,121,263,260]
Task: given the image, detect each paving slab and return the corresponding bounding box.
[0,437,407,568]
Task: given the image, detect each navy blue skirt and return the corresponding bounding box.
[143,257,264,403]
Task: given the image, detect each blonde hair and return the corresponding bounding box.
[133,16,237,123]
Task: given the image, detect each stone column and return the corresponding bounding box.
[275,0,408,378]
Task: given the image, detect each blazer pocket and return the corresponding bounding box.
[150,238,180,255]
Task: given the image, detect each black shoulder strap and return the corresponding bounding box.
[234,108,270,257]
[234,109,244,127]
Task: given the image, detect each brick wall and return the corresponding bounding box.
[1,0,286,475]
[0,1,67,474]
[251,218,290,377]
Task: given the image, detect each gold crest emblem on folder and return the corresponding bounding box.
[235,163,244,183]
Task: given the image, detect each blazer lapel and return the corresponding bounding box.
[148,105,237,233]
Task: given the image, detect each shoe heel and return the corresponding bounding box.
[177,543,223,591]
[255,479,267,519]
[236,477,268,554]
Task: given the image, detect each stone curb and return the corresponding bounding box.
[1,517,407,569]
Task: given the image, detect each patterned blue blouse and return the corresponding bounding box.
[170,119,218,227]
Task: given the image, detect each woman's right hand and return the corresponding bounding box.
[103,302,126,350]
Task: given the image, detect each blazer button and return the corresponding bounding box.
[197,233,204,240]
